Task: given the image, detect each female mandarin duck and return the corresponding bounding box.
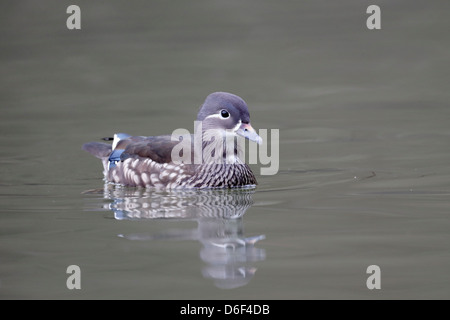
[82,92,262,189]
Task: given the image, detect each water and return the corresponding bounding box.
[1,0,449,299]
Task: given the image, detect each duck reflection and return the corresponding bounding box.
[98,185,266,289]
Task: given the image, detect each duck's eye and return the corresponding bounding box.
[220,109,230,119]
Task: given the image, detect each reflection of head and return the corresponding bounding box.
[199,223,266,290]
[202,266,258,290]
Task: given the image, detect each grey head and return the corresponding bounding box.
[196,92,262,144]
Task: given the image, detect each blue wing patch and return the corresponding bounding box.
[108,133,131,169]
[108,148,125,169]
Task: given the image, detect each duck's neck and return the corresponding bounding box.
[199,129,243,165]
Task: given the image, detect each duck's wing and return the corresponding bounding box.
[119,135,188,164]
[84,133,194,169]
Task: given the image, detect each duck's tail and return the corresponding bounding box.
[82,133,131,175]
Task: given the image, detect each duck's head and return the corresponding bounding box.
[196,92,262,145]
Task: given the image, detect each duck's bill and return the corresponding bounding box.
[236,123,263,145]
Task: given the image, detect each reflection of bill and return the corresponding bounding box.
[103,186,266,289]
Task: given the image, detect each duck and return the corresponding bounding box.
[82,92,262,189]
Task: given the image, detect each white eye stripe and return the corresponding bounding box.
[204,114,223,120]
